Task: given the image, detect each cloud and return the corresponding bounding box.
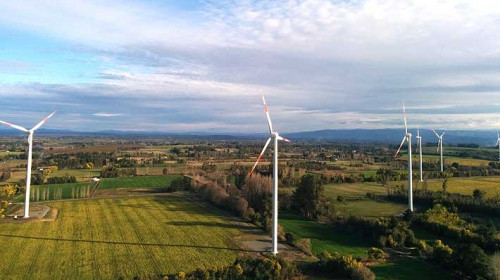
[93,113,123,117]
[0,0,499,132]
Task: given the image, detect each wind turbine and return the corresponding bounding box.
[432,129,445,172]
[496,131,500,162]
[0,111,56,218]
[416,127,423,182]
[394,102,413,212]
[249,95,291,255]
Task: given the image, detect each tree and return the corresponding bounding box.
[441,178,448,193]
[473,189,486,200]
[452,243,495,280]
[0,185,15,218]
[293,174,324,219]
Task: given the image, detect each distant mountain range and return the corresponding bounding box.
[0,128,497,146]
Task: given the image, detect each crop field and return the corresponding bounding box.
[13,182,97,202]
[0,194,243,279]
[425,176,500,198]
[409,154,493,167]
[49,169,101,181]
[99,175,183,190]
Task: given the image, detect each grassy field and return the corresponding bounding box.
[424,177,500,198]
[0,194,243,279]
[279,212,372,257]
[334,200,405,217]
[324,182,387,199]
[99,175,183,190]
[279,213,451,280]
[370,257,452,280]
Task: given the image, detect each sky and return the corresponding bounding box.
[0,0,499,133]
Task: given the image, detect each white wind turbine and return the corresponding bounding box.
[0,111,56,218]
[496,131,500,162]
[394,102,413,212]
[249,95,291,255]
[432,129,445,172]
[416,127,423,182]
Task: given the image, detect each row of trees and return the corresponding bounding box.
[0,185,15,218]
[386,186,500,215]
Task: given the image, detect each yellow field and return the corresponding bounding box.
[424,177,500,198]
[0,194,243,279]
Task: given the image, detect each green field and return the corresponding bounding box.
[334,199,406,217]
[14,182,97,202]
[0,194,243,279]
[279,213,452,280]
[99,175,183,190]
[324,182,387,199]
[279,212,372,257]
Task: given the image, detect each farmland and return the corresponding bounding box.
[0,194,244,279]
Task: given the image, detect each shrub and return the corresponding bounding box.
[431,240,453,267]
[452,243,495,280]
[367,247,385,261]
[285,232,297,245]
[351,266,376,280]
[295,238,312,255]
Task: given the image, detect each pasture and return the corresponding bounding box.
[279,212,372,257]
[0,194,244,279]
[334,199,405,217]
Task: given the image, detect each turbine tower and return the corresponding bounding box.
[249,95,291,255]
[496,131,500,162]
[432,129,445,172]
[416,127,423,182]
[394,102,413,212]
[0,111,56,218]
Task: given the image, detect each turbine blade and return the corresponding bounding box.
[277,135,291,142]
[249,137,272,176]
[496,138,499,146]
[31,111,56,131]
[262,95,273,134]
[437,139,441,152]
[0,120,29,132]
[403,101,408,133]
[394,136,407,158]
[440,132,445,137]
[431,129,440,138]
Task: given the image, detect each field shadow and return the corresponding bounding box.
[0,233,259,253]
[166,221,255,231]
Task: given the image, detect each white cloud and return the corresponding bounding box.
[93,113,123,117]
[0,0,500,131]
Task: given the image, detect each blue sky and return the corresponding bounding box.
[0,0,499,134]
